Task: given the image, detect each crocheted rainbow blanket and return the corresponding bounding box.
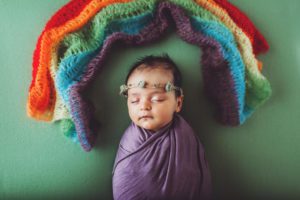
[27,0,271,151]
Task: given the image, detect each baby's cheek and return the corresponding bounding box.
[128,108,136,121]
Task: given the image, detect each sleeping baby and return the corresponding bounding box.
[112,54,212,200]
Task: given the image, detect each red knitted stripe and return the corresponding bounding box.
[30,0,92,90]
[45,0,92,29]
[214,0,269,54]
[30,34,42,90]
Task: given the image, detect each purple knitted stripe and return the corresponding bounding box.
[159,3,240,125]
[69,90,97,151]
[201,48,240,125]
[69,2,239,150]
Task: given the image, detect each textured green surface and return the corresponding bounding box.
[0,0,300,199]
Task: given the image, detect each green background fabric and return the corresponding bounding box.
[0,0,299,199]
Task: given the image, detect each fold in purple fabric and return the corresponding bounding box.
[112,114,212,200]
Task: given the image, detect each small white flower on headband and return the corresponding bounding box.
[119,81,183,97]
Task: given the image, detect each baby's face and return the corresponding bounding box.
[126,67,183,132]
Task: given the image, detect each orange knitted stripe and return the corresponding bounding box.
[28,0,133,121]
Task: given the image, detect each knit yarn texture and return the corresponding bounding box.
[27,0,271,151]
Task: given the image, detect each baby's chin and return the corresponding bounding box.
[140,124,158,132]
[136,121,159,132]
[138,121,171,133]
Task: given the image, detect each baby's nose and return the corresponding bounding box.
[140,100,151,110]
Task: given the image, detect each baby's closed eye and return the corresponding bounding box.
[130,98,139,104]
[128,94,166,104]
[151,96,165,102]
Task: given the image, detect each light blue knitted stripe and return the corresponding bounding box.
[190,16,250,124]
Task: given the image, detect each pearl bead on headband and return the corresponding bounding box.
[119,81,183,97]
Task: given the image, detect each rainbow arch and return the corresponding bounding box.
[27,0,271,151]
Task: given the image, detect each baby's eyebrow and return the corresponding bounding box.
[149,90,165,95]
[128,90,166,97]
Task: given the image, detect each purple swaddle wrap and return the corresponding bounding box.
[112,114,212,200]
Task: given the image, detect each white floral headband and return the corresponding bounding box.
[119,80,183,97]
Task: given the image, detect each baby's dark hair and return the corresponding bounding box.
[125,54,182,97]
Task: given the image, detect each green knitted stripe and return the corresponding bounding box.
[61,0,159,58]
[246,71,272,109]
[169,0,219,21]
[59,119,77,140]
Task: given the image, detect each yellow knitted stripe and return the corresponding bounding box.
[195,0,264,78]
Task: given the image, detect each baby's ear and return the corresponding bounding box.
[175,95,184,113]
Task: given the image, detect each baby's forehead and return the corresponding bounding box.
[127,67,174,84]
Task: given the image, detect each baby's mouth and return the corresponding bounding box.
[139,115,153,120]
